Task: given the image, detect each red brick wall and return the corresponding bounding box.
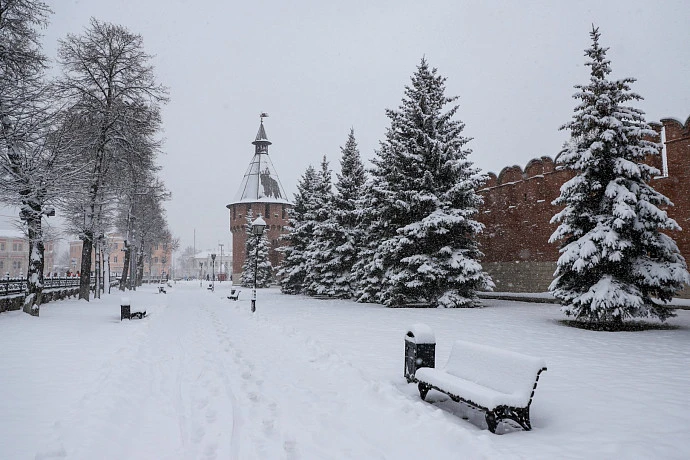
[477,116,690,294]
[228,202,291,282]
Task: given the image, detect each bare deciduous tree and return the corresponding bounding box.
[55,18,168,300]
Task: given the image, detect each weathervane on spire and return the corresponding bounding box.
[260,112,269,123]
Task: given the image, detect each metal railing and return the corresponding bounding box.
[1,276,91,297]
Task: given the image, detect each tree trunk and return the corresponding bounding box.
[119,243,130,291]
[79,231,93,301]
[22,209,45,316]
[136,249,144,287]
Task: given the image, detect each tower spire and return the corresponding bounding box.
[229,114,288,206]
[253,113,271,154]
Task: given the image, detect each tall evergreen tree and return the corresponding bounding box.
[550,27,689,326]
[305,129,367,298]
[241,209,273,288]
[277,165,318,294]
[355,58,492,307]
[303,156,336,296]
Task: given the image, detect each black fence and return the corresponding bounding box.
[0,276,98,297]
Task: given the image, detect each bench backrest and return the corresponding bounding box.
[444,340,546,399]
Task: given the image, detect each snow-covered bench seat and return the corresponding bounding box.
[227,289,240,301]
[413,340,547,433]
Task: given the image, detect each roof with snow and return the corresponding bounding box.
[228,120,290,206]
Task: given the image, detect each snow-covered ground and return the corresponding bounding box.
[1,282,689,459]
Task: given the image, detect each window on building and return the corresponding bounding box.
[113,243,118,249]
[0,260,3,269]
[233,207,236,220]
[161,257,167,264]
[246,204,251,214]
[265,203,270,219]
[282,205,286,219]
[154,257,159,263]
[0,242,4,251]
[13,260,21,270]
[113,256,118,263]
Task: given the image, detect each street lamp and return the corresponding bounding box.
[199,261,203,287]
[218,243,224,282]
[211,253,216,291]
[250,215,267,313]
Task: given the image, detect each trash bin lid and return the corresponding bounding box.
[405,323,435,344]
[121,296,131,306]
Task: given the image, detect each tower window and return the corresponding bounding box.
[265,203,270,219]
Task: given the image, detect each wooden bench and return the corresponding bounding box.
[411,340,547,433]
[227,289,241,301]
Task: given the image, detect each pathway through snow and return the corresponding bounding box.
[24,285,498,460]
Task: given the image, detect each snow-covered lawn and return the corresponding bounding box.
[1,282,689,459]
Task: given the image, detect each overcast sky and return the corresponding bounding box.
[6,0,690,255]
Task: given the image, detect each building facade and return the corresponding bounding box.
[477,116,690,297]
[69,233,172,280]
[227,118,292,283]
[0,230,55,277]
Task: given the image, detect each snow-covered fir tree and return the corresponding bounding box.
[304,129,367,298]
[241,210,273,288]
[303,156,336,296]
[549,27,689,325]
[277,165,319,294]
[354,58,492,307]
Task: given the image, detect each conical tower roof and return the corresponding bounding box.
[228,119,290,206]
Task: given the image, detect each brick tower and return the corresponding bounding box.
[227,116,292,283]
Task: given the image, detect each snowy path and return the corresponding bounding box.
[3,282,690,459]
[3,285,497,460]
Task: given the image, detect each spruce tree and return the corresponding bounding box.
[277,165,318,294]
[303,156,335,296]
[306,129,367,298]
[355,58,492,307]
[241,210,273,288]
[550,27,689,326]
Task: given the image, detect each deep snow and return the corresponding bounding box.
[1,282,689,459]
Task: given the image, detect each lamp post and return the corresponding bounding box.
[211,253,216,291]
[250,215,267,313]
[199,261,203,287]
[218,243,224,282]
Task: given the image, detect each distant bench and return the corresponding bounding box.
[227,289,241,301]
[120,299,146,321]
[406,327,547,433]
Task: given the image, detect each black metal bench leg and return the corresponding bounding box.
[486,411,498,433]
[514,407,532,431]
[418,383,431,400]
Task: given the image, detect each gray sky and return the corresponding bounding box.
[11,0,690,254]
